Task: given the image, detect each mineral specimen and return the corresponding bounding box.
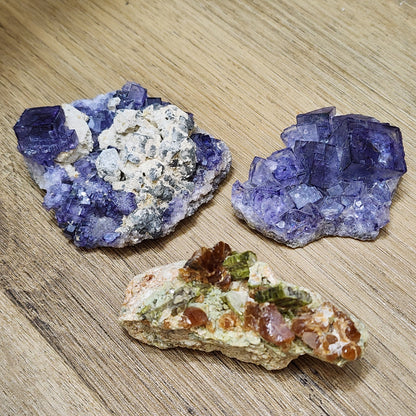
[14,82,231,247]
[120,242,368,370]
[232,107,406,247]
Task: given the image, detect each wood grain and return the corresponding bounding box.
[0,291,111,415]
[1,0,415,415]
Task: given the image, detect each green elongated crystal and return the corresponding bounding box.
[254,283,312,309]
[222,251,257,280]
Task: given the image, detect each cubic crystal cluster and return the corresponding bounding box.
[232,107,406,247]
[14,82,231,247]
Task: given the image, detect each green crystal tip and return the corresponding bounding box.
[222,251,257,280]
[254,283,312,309]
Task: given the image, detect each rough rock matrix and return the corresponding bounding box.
[232,107,406,247]
[120,242,368,370]
[14,82,231,247]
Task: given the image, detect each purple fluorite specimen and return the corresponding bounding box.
[14,82,231,248]
[232,107,406,247]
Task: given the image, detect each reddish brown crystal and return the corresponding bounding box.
[244,302,261,332]
[182,306,208,328]
[301,331,320,349]
[345,321,361,343]
[180,242,232,289]
[291,302,363,363]
[244,302,295,347]
[218,311,239,330]
[341,343,362,361]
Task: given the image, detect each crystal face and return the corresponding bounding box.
[14,106,78,166]
[232,107,406,247]
[14,82,231,248]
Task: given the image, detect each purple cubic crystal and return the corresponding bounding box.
[232,107,406,247]
[14,106,78,166]
[114,81,147,109]
[14,82,231,248]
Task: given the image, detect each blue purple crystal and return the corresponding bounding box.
[14,82,231,248]
[114,81,147,109]
[232,107,406,247]
[14,106,78,166]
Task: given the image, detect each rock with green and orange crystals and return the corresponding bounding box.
[120,242,368,370]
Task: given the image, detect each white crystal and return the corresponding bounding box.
[95,148,121,182]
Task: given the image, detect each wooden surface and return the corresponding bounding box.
[1,0,415,414]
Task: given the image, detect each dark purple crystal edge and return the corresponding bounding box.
[14,106,79,166]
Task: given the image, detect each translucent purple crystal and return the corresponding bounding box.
[14,106,78,166]
[114,81,147,109]
[14,82,231,248]
[232,107,406,247]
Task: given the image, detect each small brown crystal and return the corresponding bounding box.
[218,311,239,330]
[341,343,362,361]
[182,306,208,328]
[302,331,320,349]
[180,241,232,289]
[243,302,261,332]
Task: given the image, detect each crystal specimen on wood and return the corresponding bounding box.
[14,82,231,247]
[120,242,368,370]
[232,107,406,247]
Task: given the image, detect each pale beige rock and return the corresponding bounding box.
[120,254,368,370]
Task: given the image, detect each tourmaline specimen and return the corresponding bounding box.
[14,82,231,248]
[120,242,368,370]
[232,107,406,247]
